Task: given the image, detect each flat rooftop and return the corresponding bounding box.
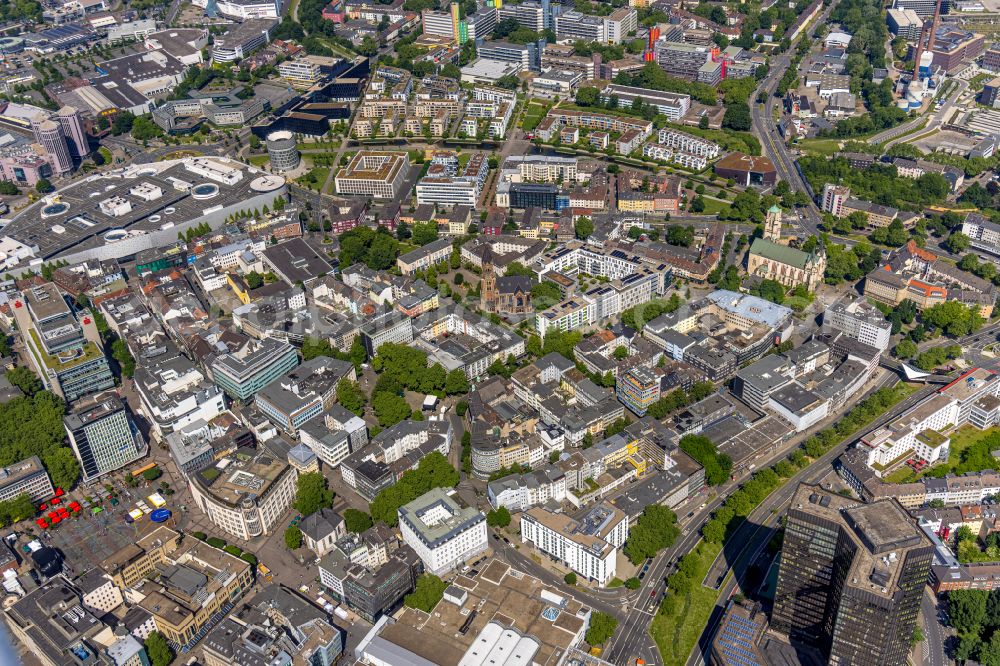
[3,158,285,261]
[392,558,590,666]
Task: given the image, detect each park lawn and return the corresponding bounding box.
[248,154,269,167]
[650,540,723,666]
[699,198,731,216]
[949,424,997,456]
[521,102,549,131]
[796,138,843,156]
[295,166,330,192]
[883,467,917,484]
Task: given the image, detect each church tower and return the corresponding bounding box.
[764,204,782,242]
[480,245,497,313]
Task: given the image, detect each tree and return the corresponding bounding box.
[576,86,600,106]
[35,178,53,194]
[0,181,17,195]
[411,221,439,246]
[722,102,752,131]
[111,111,135,136]
[623,504,680,563]
[111,338,135,377]
[373,391,411,427]
[336,379,366,416]
[293,472,334,516]
[370,452,459,526]
[43,448,80,491]
[690,196,706,213]
[343,508,373,533]
[947,231,971,254]
[245,271,264,289]
[131,116,162,141]
[145,631,173,666]
[564,572,577,585]
[894,339,917,359]
[487,506,511,527]
[574,217,593,240]
[404,574,448,612]
[949,589,988,634]
[613,345,629,360]
[284,526,303,549]
[6,367,42,397]
[445,369,470,395]
[922,301,983,337]
[585,611,618,646]
[624,577,641,590]
[679,434,732,485]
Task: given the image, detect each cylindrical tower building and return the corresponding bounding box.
[31,115,73,175]
[266,131,300,172]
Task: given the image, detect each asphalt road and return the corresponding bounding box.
[922,589,948,666]
[871,78,969,148]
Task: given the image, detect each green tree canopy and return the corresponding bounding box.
[293,472,334,516]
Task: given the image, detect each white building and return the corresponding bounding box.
[134,356,227,439]
[193,0,278,20]
[962,212,1000,258]
[397,488,488,576]
[520,504,628,587]
[487,467,567,512]
[188,442,298,540]
[823,299,892,352]
[860,368,1000,470]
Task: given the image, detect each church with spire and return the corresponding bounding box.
[746,204,826,292]
[480,244,533,315]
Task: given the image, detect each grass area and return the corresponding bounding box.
[295,166,330,191]
[521,102,549,131]
[27,328,103,372]
[698,198,731,216]
[97,146,113,165]
[248,154,269,167]
[884,467,917,484]
[796,138,844,156]
[607,578,625,588]
[650,540,724,666]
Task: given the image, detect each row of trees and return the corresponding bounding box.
[800,156,950,210]
[646,382,716,420]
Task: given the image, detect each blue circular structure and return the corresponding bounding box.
[149,509,171,523]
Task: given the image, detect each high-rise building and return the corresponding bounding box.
[64,395,147,483]
[772,484,933,666]
[821,183,851,217]
[55,106,89,159]
[31,114,73,175]
[12,283,114,403]
[616,367,660,416]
